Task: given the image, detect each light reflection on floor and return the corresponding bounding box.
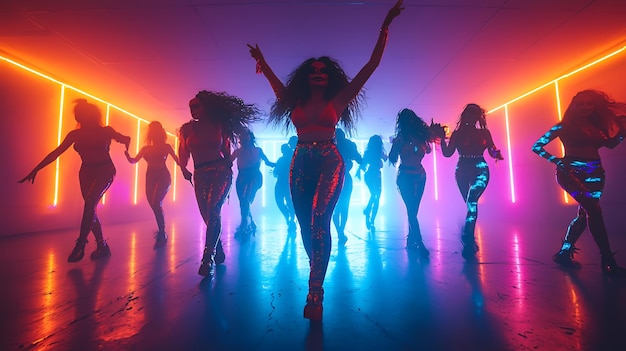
[1,208,625,351]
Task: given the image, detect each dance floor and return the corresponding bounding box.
[1,205,625,351]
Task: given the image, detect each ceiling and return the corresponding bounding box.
[2,0,626,138]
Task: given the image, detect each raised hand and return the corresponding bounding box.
[383,0,405,28]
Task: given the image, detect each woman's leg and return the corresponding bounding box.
[397,170,428,255]
[455,159,489,258]
[70,162,115,262]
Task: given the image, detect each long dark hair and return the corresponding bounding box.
[562,90,626,135]
[269,56,364,135]
[390,109,435,166]
[455,103,487,130]
[180,90,261,144]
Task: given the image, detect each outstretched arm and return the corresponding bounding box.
[125,147,144,164]
[334,0,404,107]
[19,131,75,184]
[531,123,563,165]
[248,44,286,98]
[260,148,277,168]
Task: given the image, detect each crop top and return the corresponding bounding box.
[290,103,339,135]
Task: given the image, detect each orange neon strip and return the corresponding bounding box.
[53,86,66,207]
[553,82,570,204]
[133,120,141,204]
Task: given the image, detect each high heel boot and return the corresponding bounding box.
[198,247,214,276]
[154,231,167,248]
[407,239,430,257]
[303,287,324,321]
[68,239,87,262]
[90,240,111,260]
[214,240,226,265]
[552,242,581,268]
[461,235,479,259]
[601,252,626,277]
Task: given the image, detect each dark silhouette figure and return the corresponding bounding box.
[231,128,276,238]
[436,103,503,259]
[273,142,297,232]
[248,0,404,321]
[19,99,130,262]
[333,128,362,245]
[532,90,626,276]
[125,121,183,248]
[178,90,261,277]
[358,135,388,232]
[388,109,439,257]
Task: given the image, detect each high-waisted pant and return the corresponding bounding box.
[396,165,427,244]
[193,159,232,252]
[455,157,489,240]
[291,141,344,289]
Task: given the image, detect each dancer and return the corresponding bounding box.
[178,90,260,276]
[388,109,439,257]
[436,103,503,259]
[19,99,131,262]
[531,90,626,276]
[248,0,404,320]
[273,142,296,232]
[125,121,184,248]
[231,128,276,238]
[358,134,388,232]
[333,128,362,245]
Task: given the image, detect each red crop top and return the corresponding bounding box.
[291,103,339,135]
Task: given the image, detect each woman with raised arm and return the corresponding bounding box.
[531,90,626,276]
[125,121,183,248]
[19,99,131,262]
[230,128,276,239]
[388,109,439,257]
[248,0,404,321]
[178,90,260,277]
[357,134,387,232]
[436,103,503,259]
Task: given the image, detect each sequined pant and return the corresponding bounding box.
[145,167,171,232]
[78,160,116,242]
[556,157,611,253]
[291,141,344,289]
[455,157,489,240]
[396,165,427,244]
[236,166,262,225]
[193,160,232,252]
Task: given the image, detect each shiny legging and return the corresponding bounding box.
[291,141,344,289]
[78,161,116,243]
[236,167,262,226]
[364,168,382,226]
[333,172,353,234]
[556,158,611,254]
[193,160,232,254]
[396,166,427,245]
[145,166,171,233]
[455,157,489,240]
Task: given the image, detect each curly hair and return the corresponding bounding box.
[393,108,436,144]
[363,135,385,165]
[455,103,487,130]
[269,56,364,135]
[180,90,261,144]
[562,90,626,135]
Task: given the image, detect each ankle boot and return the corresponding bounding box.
[303,287,324,321]
[68,240,87,262]
[154,231,168,248]
[90,240,111,260]
[407,239,430,257]
[461,235,479,259]
[198,247,214,276]
[214,243,226,265]
[601,252,626,277]
[552,242,581,268]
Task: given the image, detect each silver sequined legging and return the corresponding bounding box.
[290,141,344,289]
[455,157,489,240]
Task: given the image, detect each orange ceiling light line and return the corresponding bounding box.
[53,85,67,207]
[503,105,516,203]
[487,44,626,114]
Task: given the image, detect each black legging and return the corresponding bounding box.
[291,140,344,290]
[396,165,427,245]
[145,166,171,233]
[556,157,611,254]
[455,156,489,240]
[78,160,116,243]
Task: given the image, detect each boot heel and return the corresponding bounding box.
[303,288,324,321]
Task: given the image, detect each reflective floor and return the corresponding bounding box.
[1,207,626,351]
